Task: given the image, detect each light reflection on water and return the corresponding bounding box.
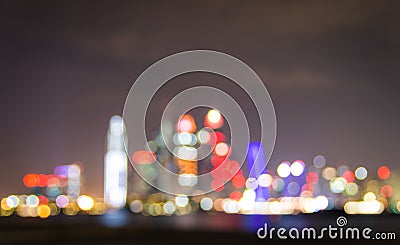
[100,209,130,228]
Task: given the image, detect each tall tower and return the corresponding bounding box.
[104,115,128,209]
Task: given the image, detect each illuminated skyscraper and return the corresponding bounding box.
[247,142,268,201]
[104,115,128,209]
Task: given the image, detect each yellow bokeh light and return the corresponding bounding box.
[63,203,79,216]
[363,192,376,202]
[77,195,95,211]
[37,204,51,219]
[344,201,358,214]
[322,167,336,180]
[1,198,11,211]
[345,183,359,196]
[207,110,222,123]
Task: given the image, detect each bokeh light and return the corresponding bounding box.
[355,166,368,180]
[306,172,318,185]
[175,195,189,208]
[37,204,51,218]
[277,161,291,178]
[178,173,197,186]
[322,167,336,180]
[290,160,305,176]
[77,195,95,211]
[364,192,376,201]
[257,174,272,187]
[133,150,156,164]
[163,201,176,215]
[315,196,329,210]
[205,109,223,129]
[330,177,347,193]
[200,197,213,211]
[377,165,390,180]
[272,178,285,192]
[214,142,230,156]
[345,182,359,196]
[26,195,39,208]
[197,128,212,144]
[287,182,300,195]
[55,195,69,208]
[23,174,39,187]
[1,198,11,211]
[232,174,245,188]
[129,200,143,213]
[207,109,221,123]
[177,114,196,133]
[380,185,393,198]
[6,195,20,208]
[245,178,259,190]
[342,171,355,183]
[313,155,326,168]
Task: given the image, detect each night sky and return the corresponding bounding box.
[1,0,399,197]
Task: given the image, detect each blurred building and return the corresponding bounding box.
[104,115,128,210]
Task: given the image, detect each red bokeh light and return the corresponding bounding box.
[342,171,355,183]
[229,191,242,200]
[38,195,48,205]
[380,185,393,198]
[47,174,61,187]
[211,155,227,166]
[133,151,156,164]
[211,179,224,192]
[306,172,319,185]
[232,174,245,188]
[215,132,225,143]
[38,174,48,187]
[302,184,314,192]
[377,165,390,180]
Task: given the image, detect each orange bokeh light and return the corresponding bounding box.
[23,174,39,187]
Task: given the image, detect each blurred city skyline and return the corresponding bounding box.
[1,0,399,197]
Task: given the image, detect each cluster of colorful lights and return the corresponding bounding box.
[1,158,399,218]
[132,109,245,194]
[127,109,400,216]
[1,110,399,219]
[0,193,105,218]
[0,162,105,218]
[125,161,399,216]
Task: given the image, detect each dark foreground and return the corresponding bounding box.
[0,211,398,244]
